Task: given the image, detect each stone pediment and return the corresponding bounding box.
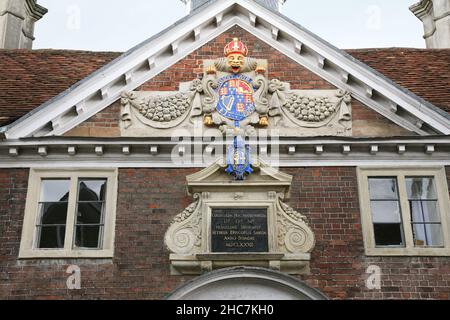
[186,158,293,197]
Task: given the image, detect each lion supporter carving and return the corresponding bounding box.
[120,38,352,137]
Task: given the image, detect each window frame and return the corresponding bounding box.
[357,167,450,256]
[19,168,118,259]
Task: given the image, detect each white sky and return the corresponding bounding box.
[34,0,425,52]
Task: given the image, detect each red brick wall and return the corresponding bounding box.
[286,167,450,300]
[66,26,408,137]
[1,167,449,300]
[65,102,121,137]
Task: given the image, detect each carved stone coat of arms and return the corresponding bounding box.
[120,38,352,138]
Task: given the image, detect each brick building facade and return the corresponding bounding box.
[0,0,449,300]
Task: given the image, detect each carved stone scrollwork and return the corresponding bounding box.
[189,79,205,122]
[120,37,352,137]
[120,79,202,129]
[253,74,270,116]
[164,193,203,255]
[201,75,219,117]
[276,194,315,254]
[281,88,352,130]
[120,91,136,129]
[268,79,287,113]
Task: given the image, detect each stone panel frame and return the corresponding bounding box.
[19,168,118,259]
[165,159,315,275]
[357,166,450,256]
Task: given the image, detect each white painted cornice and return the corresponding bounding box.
[4,0,450,140]
[410,0,434,20]
[0,136,449,169]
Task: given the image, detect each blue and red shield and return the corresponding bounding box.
[216,75,256,121]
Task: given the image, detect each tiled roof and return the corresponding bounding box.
[0,48,448,127]
[348,48,450,117]
[0,50,120,127]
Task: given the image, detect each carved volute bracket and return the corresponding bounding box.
[164,193,203,255]
[275,193,315,254]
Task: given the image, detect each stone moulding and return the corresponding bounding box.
[164,158,315,275]
[1,136,450,169]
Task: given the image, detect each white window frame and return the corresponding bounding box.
[19,168,118,259]
[357,167,450,256]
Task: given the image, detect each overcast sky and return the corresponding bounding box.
[34,0,425,52]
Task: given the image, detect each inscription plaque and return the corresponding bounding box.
[211,208,269,253]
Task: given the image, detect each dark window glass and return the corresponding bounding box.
[36,179,70,249]
[368,177,405,247]
[75,225,101,249]
[373,224,404,246]
[37,226,66,249]
[73,179,106,249]
[406,177,443,247]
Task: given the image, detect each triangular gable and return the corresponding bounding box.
[4,0,450,139]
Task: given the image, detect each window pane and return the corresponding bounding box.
[374,223,404,247]
[406,177,437,200]
[75,225,102,249]
[368,178,398,200]
[78,179,106,201]
[38,202,68,225]
[370,201,401,223]
[40,179,70,202]
[410,200,440,223]
[37,226,66,249]
[76,202,104,225]
[413,224,443,247]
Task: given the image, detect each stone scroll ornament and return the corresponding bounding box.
[164,193,203,255]
[275,193,315,254]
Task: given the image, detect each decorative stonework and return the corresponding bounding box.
[276,194,315,254]
[120,86,198,130]
[164,158,316,275]
[120,38,352,137]
[282,90,351,128]
[8,2,450,139]
[165,193,203,255]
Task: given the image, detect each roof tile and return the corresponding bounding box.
[0,48,448,127]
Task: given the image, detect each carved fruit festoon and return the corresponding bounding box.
[120,37,352,136]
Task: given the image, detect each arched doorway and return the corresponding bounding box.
[167,267,327,300]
